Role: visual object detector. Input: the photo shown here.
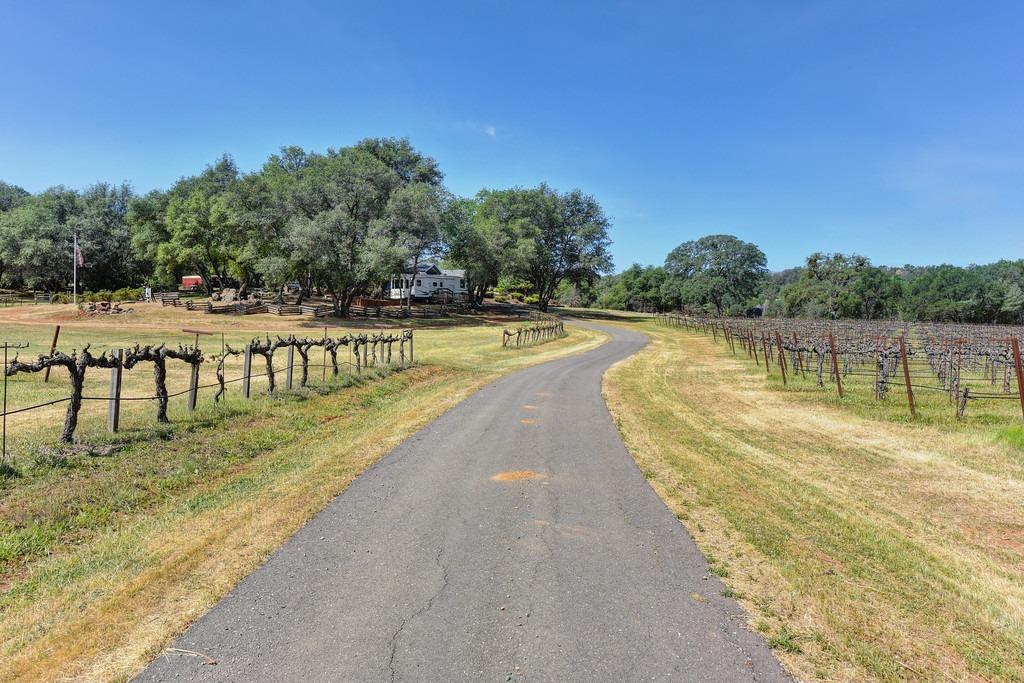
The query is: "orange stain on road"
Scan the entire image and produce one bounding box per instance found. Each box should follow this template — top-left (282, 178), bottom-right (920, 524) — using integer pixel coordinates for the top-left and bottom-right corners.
top-left (492, 471), bottom-right (547, 482)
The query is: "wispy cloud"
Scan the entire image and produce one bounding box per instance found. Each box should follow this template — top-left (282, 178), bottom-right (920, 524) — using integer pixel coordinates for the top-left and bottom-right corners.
top-left (461, 121), bottom-right (497, 138)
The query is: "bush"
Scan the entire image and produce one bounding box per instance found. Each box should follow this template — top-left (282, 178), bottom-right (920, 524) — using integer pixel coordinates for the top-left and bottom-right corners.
top-left (83, 290), bottom-right (113, 303)
top-left (494, 294), bottom-right (509, 303)
top-left (50, 293), bottom-right (71, 304)
top-left (495, 275), bottom-right (531, 295)
top-left (525, 294), bottom-right (540, 305)
top-left (509, 291), bottom-right (524, 301)
top-left (112, 287), bottom-right (144, 301)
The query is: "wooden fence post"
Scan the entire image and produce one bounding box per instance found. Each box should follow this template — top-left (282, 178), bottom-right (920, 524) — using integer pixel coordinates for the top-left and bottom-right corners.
top-left (775, 332), bottom-right (787, 385)
top-left (792, 332), bottom-right (804, 377)
top-left (1012, 338), bottom-right (1024, 420)
top-left (899, 335), bottom-right (916, 419)
top-left (43, 325), bottom-right (61, 383)
top-left (242, 344), bottom-right (252, 399)
top-left (828, 333), bottom-right (844, 398)
top-left (187, 363), bottom-right (199, 412)
top-left (107, 349), bottom-right (123, 432)
top-left (761, 334), bottom-right (771, 375)
top-left (286, 345), bottom-right (295, 390)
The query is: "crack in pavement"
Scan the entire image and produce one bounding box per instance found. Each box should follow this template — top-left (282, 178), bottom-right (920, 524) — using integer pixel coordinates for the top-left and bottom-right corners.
top-left (387, 542), bottom-right (450, 682)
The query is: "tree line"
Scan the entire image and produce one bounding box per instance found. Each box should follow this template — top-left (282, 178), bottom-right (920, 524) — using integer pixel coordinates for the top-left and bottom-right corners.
top-left (0, 137), bottom-right (613, 314)
top-left (5, 144), bottom-right (1019, 323)
top-left (594, 235), bottom-right (1024, 324)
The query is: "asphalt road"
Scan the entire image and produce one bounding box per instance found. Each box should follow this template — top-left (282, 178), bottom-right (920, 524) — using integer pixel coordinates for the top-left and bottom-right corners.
top-left (136, 321), bottom-right (790, 682)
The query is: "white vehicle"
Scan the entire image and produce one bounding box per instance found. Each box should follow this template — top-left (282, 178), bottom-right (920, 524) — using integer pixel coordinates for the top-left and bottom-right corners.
top-left (389, 263), bottom-right (467, 301)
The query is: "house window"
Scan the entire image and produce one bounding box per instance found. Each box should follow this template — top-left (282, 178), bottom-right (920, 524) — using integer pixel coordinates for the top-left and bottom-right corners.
top-left (460, 279), bottom-right (465, 288)
top-left (416, 279), bottom-right (421, 286)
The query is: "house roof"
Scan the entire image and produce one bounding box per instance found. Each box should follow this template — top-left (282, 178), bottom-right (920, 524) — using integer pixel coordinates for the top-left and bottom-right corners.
top-left (405, 263), bottom-right (465, 278)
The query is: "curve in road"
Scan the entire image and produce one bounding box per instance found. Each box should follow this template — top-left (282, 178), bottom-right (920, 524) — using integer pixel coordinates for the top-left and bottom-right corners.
top-left (136, 321), bottom-right (790, 682)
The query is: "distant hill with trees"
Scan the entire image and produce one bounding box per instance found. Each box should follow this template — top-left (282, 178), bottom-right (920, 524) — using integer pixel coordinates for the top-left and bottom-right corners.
top-left (595, 240), bottom-right (1024, 324)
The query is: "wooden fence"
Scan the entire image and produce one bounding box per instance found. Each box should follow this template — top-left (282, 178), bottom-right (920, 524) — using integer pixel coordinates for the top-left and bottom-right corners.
top-left (160, 296), bottom-right (461, 320)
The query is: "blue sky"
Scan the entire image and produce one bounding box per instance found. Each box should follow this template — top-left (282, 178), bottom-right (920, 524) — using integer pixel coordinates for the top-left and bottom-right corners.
top-left (1, 0), bottom-right (1022, 271)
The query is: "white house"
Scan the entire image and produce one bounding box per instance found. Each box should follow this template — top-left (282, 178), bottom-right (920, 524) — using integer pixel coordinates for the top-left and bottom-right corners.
top-left (388, 263), bottom-right (468, 301)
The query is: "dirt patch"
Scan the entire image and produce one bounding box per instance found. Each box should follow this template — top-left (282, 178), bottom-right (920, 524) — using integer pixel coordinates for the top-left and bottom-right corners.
top-left (491, 470), bottom-right (547, 482)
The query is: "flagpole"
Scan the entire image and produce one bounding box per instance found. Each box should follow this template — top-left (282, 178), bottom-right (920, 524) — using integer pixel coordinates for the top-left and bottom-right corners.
top-left (73, 232), bottom-right (77, 305)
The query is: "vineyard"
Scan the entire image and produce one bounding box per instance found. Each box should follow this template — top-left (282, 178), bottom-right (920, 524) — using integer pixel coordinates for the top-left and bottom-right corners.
top-left (1, 327), bottom-right (414, 460)
top-left (501, 318), bottom-right (566, 348)
top-left (659, 314), bottom-right (1024, 422)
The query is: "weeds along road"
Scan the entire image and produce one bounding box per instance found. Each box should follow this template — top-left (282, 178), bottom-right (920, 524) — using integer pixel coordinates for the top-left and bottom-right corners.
top-left (135, 321), bottom-right (789, 682)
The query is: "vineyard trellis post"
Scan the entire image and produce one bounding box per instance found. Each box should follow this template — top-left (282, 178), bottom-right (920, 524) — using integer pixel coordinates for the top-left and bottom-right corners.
top-left (187, 362), bottom-right (200, 412)
top-left (774, 332), bottom-right (787, 385)
top-left (761, 334), bottom-right (771, 375)
top-left (2, 341), bottom-right (30, 463)
top-left (107, 349), bottom-right (123, 432)
top-left (322, 326), bottom-right (328, 383)
top-left (43, 325), bottom-right (60, 383)
top-left (792, 332), bottom-right (805, 378)
top-left (828, 333), bottom-right (844, 397)
top-left (1011, 338), bottom-right (1024, 420)
top-left (899, 335), bottom-right (916, 419)
top-left (286, 346), bottom-right (295, 390)
top-left (242, 344), bottom-right (252, 399)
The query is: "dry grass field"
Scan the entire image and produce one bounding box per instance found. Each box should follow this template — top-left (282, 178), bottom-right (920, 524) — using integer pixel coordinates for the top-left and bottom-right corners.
top-left (603, 318), bottom-right (1024, 682)
top-left (0, 302), bottom-right (606, 682)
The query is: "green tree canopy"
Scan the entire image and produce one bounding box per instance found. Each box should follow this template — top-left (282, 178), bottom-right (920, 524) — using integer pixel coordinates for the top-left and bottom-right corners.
top-left (663, 234), bottom-right (767, 314)
top-left (483, 185), bottom-right (613, 311)
top-left (0, 183), bottom-right (143, 292)
top-left (0, 181), bottom-right (30, 212)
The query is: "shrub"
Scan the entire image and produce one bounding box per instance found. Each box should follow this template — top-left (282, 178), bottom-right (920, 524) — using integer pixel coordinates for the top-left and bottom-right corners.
top-left (50, 293), bottom-right (71, 304)
top-left (494, 294), bottom-right (509, 303)
top-left (525, 294), bottom-right (540, 305)
top-left (495, 275), bottom-right (530, 295)
top-left (509, 291), bottom-right (524, 301)
top-left (112, 287), bottom-right (144, 301)
top-left (84, 290), bottom-right (113, 303)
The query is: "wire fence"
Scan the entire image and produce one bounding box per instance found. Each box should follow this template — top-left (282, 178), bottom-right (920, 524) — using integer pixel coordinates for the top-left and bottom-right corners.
top-left (657, 313), bottom-right (1024, 421)
top-left (501, 319), bottom-right (566, 348)
top-left (1, 330), bottom-right (415, 461)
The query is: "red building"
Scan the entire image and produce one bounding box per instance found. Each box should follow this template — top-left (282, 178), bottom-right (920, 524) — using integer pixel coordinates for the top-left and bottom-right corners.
top-left (181, 275), bottom-right (203, 290)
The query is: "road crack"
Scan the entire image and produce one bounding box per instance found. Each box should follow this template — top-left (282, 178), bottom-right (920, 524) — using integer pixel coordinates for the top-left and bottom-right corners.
top-left (387, 542), bottom-right (450, 682)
